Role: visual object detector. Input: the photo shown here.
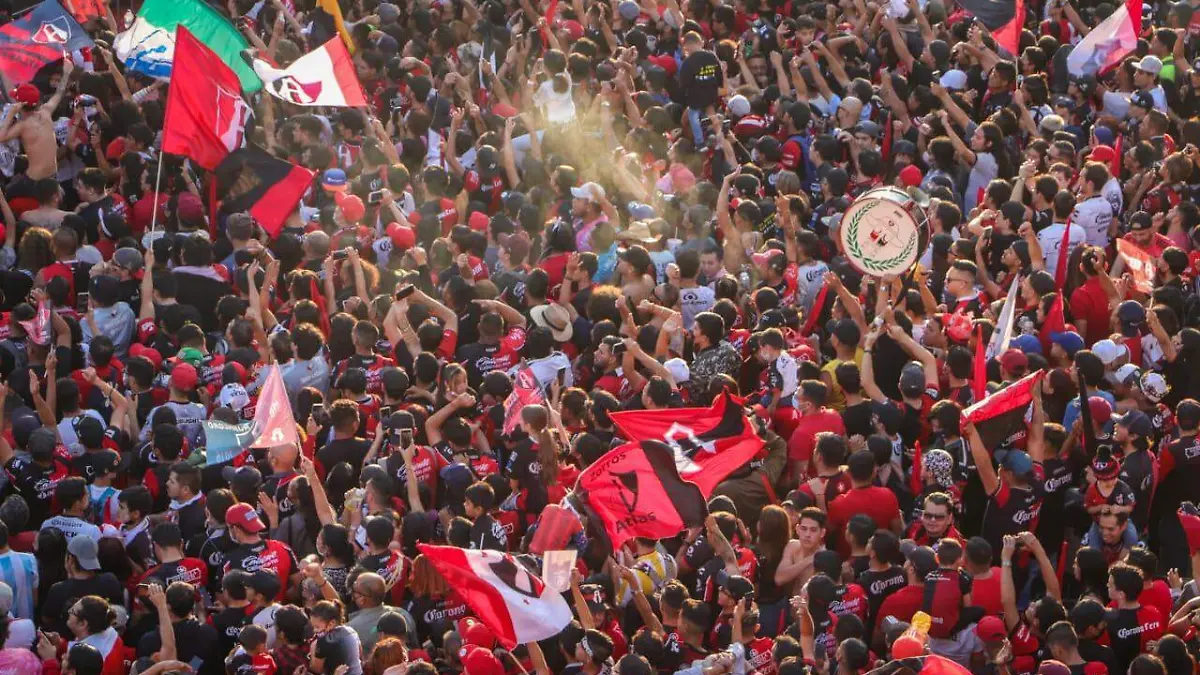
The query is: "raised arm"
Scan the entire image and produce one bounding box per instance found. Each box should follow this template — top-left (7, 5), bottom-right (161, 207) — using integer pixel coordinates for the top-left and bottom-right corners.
top-left (964, 419), bottom-right (999, 495)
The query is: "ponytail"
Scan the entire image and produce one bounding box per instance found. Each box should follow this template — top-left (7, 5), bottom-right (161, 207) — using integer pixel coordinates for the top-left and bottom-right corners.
top-left (521, 404), bottom-right (560, 487)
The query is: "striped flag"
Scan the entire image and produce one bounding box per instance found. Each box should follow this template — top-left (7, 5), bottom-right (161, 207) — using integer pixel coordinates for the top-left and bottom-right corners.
top-left (1066, 0), bottom-right (1141, 77)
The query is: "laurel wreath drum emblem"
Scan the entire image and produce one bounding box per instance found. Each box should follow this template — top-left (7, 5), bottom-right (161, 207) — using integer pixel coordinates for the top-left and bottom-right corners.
top-left (840, 197), bottom-right (921, 277)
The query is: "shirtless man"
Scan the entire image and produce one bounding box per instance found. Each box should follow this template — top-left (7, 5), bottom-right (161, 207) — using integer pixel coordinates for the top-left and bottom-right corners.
top-left (0, 59), bottom-right (74, 180)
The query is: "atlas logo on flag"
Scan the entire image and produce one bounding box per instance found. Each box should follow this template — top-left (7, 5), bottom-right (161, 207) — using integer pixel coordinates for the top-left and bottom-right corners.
top-left (214, 85), bottom-right (249, 152)
top-left (663, 422), bottom-right (715, 474)
top-left (32, 17), bottom-right (70, 44)
top-left (612, 470), bottom-right (640, 515)
top-left (271, 76), bottom-right (323, 105)
top-left (487, 552), bottom-right (544, 600)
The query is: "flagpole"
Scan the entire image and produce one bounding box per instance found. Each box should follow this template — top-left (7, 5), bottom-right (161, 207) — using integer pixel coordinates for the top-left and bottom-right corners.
top-left (149, 151), bottom-right (164, 232)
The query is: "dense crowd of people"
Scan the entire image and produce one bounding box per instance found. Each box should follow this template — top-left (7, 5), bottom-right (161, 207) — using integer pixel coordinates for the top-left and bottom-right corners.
top-left (2, 0), bottom-right (1200, 673)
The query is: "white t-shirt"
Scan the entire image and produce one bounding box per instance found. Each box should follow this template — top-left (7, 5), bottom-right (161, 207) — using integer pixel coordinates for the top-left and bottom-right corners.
top-left (679, 286), bottom-right (716, 329)
top-left (1037, 221), bottom-right (1086, 279)
top-left (40, 515), bottom-right (101, 542)
top-left (965, 152), bottom-right (999, 213)
top-left (1071, 195), bottom-right (1115, 248)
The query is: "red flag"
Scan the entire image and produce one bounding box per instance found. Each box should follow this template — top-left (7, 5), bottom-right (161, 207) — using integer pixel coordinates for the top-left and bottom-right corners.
top-left (801, 285), bottom-right (832, 336)
top-left (1111, 134), bottom-right (1123, 179)
top-left (216, 144), bottom-right (316, 237)
top-left (541, 0), bottom-right (559, 46)
top-left (162, 26), bottom-right (249, 170)
top-left (577, 440), bottom-right (708, 548)
top-left (1040, 293), bottom-right (1064, 354)
top-left (19, 301), bottom-right (51, 346)
top-left (608, 391), bottom-right (764, 496)
top-left (251, 365), bottom-right (299, 448)
top-left (964, 370), bottom-right (1044, 450)
top-left (1054, 216), bottom-right (1072, 289)
top-left (991, 0), bottom-right (1023, 54)
top-left (417, 544), bottom-right (573, 647)
top-left (972, 325), bottom-right (987, 403)
top-left (502, 365), bottom-right (545, 436)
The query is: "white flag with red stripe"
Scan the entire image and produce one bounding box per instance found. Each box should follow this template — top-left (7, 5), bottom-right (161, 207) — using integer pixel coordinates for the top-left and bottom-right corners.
top-left (1067, 0), bottom-right (1142, 77)
top-left (252, 37), bottom-right (366, 107)
top-left (418, 544), bottom-right (572, 648)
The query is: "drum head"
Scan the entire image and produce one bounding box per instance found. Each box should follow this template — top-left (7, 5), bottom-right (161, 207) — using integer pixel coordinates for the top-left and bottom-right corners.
top-left (839, 189), bottom-right (925, 277)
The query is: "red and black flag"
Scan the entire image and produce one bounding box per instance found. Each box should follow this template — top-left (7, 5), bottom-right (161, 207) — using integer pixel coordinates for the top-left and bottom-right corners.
top-left (216, 143), bottom-right (315, 237)
top-left (957, 0), bottom-right (1024, 54)
top-left (576, 439), bottom-right (708, 548)
top-left (0, 0), bottom-right (93, 83)
top-left (963, 370), bottom-right (1044, 451)
top-left (608, 391), bottom-right (764, 496)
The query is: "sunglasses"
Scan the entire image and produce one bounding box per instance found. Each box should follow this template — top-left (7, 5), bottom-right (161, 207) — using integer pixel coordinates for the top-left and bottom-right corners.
top-left (922, 511), bottom-right (948, 521)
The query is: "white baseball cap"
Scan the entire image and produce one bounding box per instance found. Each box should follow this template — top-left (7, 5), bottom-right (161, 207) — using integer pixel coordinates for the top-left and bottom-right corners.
top-left (1135, 55), bottom-right (1163, 76)
top-left (570, 182), bottom-right (606, 202)
top-left (219, 383), bottom-right (250, 411)
top-left (664, 357), bottom-right (690, 383)
top-left (939, 69), bottom-right (969, 91)
top-left (1092, 338), bottom-right (1128, 366)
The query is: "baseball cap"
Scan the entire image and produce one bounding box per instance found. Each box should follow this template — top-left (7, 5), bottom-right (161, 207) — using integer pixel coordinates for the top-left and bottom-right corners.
top-left (218, 383), bottom-right (250, 411)
top-left (129, 344), bottom-right (164, 371)
top-left (169, 363), bottom-right (199, 392)
top-left (1136, 55), bottom-right (1163, 75)
top-left (335, 192), bottom-right (366, 223)
top-left (225, 502), bottom-right (266, 533)
top-left (458, 618), bottom-right (496, 648)
top-left (222, 465), bottom-right (263, 491)
top-left (1115, 409), bottom-right (1153, 438)
top-left (727, 94), bottom-right (752, 118)
top-left (1140, 372), bottom-right (1170, 403)
top-left (468, 211), bottom-right (490, 233)
top-left (570, 182), bottom-right (606, 202)
top-left (1131, 91), bottom-right (1155, 110)
top-left (1039, 114), bottom-right (1065, 134)
top-left (907, 545), bottom-right (938, 577)
top-left (854, 120), bottom-right (882, 138)
top-left (579, 583), bottom-right (609, 612)
top-left (68, 536), bottom-right (101, 570)
top-left (1113, 363), bottom-right (1142, 388)
top-left (720, 574), bottom-right (755, 600)
top-left (1010, 334), bottom-right (1042, 355)
top-left (664, 358), bottom-right (690, 383)
top-left (899, 164), bottom-right (923, 188)
top-left (176, 347), bottom-right (204, 366)
top-left (9, 84), bottom-right (39, 106)
top-left (1117, 300), bottom-right (1146, 337)
top-left (386, 223), bottom-right (416, 250)
top-left (462, 647), bottom-right (505, 675)
top-left (899, 362), bottom-right (926, 398)
top-left (1091, 448), bottom-right (1120, 479)
top-left (1087, 145), bottom-right (1116, 163)
top-left (751, 248), bottom-right (785, 269)
top-left (975, 615), bottom-right (1007, 642)
top-left (1087, 396), bottom-right (1114, 424)
top-left (1039, 660), bottom-right (1072, 675)
top-left (1049, 331), bottom-right (1084, 357)
top-left (74, 416), bottom-right (105, 449)
top-left (999, 348), bottom-right (1029, 374)
top-left (1001, 449), bottom-right (1034, 476)
top-left (322, 169), bottom-right (348, 191)
top-left (1092, 339), bottom-right (1127, 366)
top-left (113, 247), bottom-right (144, 273)
top-left (939, 69), bottom-right (968, 91)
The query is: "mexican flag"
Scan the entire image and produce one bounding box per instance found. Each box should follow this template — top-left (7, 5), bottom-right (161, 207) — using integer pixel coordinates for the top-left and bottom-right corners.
top-left (113, 0), bottom-right (261, 93)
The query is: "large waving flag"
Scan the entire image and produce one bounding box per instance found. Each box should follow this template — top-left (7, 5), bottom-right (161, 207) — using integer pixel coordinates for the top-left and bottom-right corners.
top-left (216, 144), bottom-right (315, 237)
top-left (251, 37), bottom-right (366, 107)
top-left (250, 365), bottom-right (300, 448)
top-left (161, 27), bottom-right (249, 171)
top-left (608, 391), bottom-right (764, 496)
top-left (114, 0), bottom-right (261, 93)
top-left (417, 545), bottom-right (572, 648)
top-left (502, 366), bottom-right (545, 436)
top-left (0, 0), bottom-right (92, 83)
top-left (986, 275), bottom-right (1021, 359)
top-left (577, 440), bottom-right (708, 548)
top-left (964, 369), bottom-right (1044, 451)
top-left (957, 0), bottom-right (1023, 54)
top-left (1067, 0), bottom-right (1142, 77)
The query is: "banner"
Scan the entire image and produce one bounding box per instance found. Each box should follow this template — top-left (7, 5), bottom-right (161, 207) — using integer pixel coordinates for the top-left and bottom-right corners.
top-left (215, 144), bottom-right (315, 236)
top-left (251, 365), bottom-right (299, 448)
top-left (202, 419), bottom-right (256, 465)
top-left (0, 0), bottom-right (93, 83)
top-left (608, 391), bottom-right (764, 495)
top-left (577, 439), bottom-right (708, 548)
top-left (964, 370), bottom-right (1044, 450)
top-left (1116, 238), bottom-right (1156, 294)
top-left (501, 365), bottom-right (545, 436)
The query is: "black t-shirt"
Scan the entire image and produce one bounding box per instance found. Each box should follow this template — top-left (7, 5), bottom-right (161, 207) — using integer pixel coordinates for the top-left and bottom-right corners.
top-left (6, 456), bottom-right (71, 528)
top-left (505, 439), bottom-right (547, 516)
top-left (138, 618), bottom-right (223, 675)
top-left (858, 565), bottom-right (908, 631)
top-left (316, 437), bottom-right (371, 476)
top-left (469, 514), bottom-right (508, 551)
top-left (678, 50), bottom-right (724, 109)
top-left (174, 498), bottom-right (209, 544)
top-left (41, 573), bottom-right (125, 635)
top-left (211, 605), bottom-right (253, 658)
top-left (190, 528), bottom-right (238, 595)
top-left (842, 401), bottom-right (874, 439)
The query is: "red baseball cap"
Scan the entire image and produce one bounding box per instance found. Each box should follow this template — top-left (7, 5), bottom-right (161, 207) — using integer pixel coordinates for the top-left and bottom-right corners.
top-left (1087, 145), bottom-right (1116, 163)
top-left (129, 344), bottom-right (164, 371)
top-left (225, 503), bottom-right (266, 533)
top-left (557, 19), bottom-right (584, 41)
top-left (999, 348), bottom-right (1028, 374)
top-left (461, 647), bottom-right (504, 675)
top-left (335, 192), bottom-right (366, 224)
top-left (386, 222), bottom-right (415, 250)
top-left (458, 618), bottom-right (496, 648)
top-left (9, 84), bottom-right (39, 106)
top-left (975, 615), bottom-right (1007, 642)
top-left (647, 54), bottom-right (678, 77)
top-left (899, 164), bottom-right (924, 188)
top-left (468, 211), bottom-right (490, 232)
top-left (169, 363), bottom-right (198, 391)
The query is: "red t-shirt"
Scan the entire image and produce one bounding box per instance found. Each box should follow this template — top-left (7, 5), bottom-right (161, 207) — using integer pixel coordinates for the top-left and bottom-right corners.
top-left (971, 569), bottom-right (1004, 616)
top-left (828, 487), bottom-right (900, 555)
top-left (876, 584), bottom-right (923, 627)
top-left (1070, 277), bottom-right (1111, 346)
top-left (786, 409), bottom-right (846, 465)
